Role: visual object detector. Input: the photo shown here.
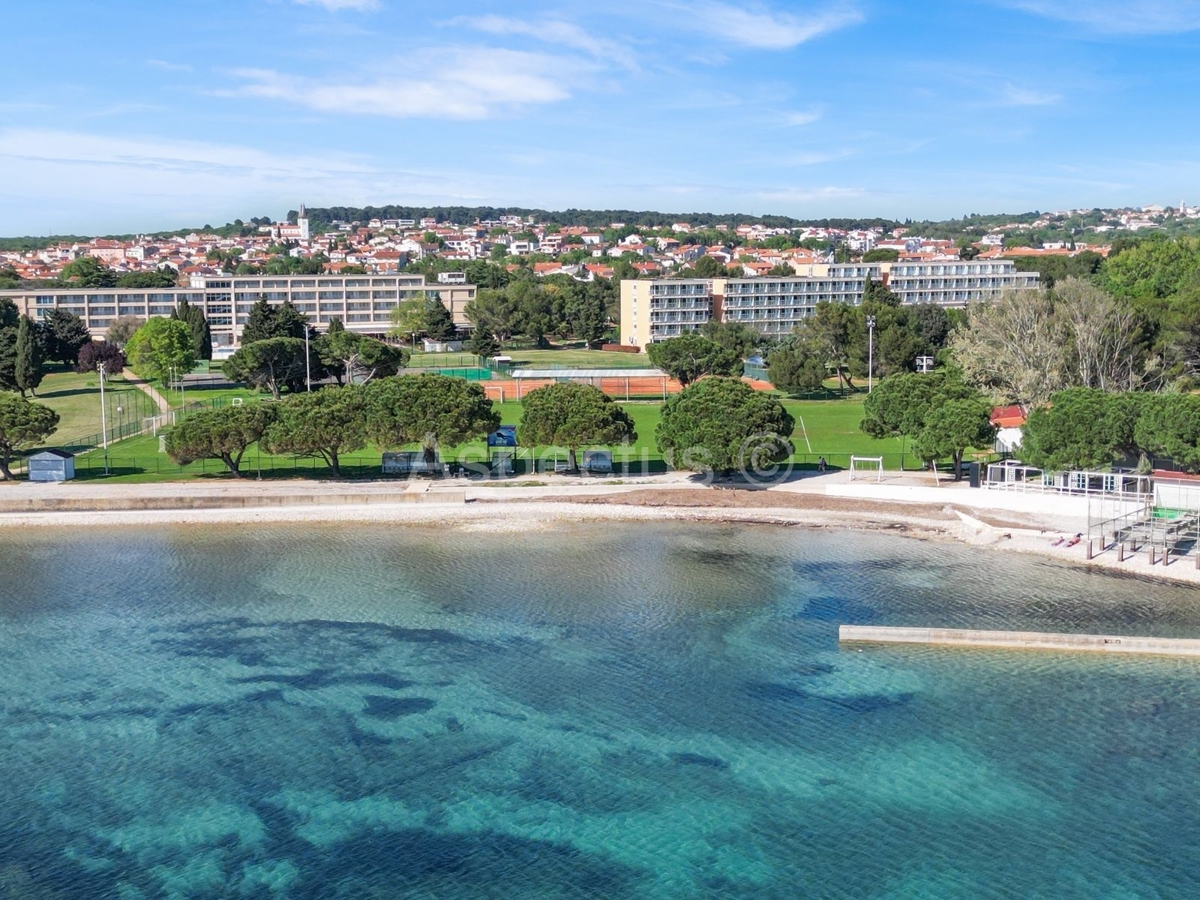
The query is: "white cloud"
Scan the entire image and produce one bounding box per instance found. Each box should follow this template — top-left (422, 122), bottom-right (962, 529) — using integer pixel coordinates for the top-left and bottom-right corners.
top-left (782, 150), bottom-right (852, 166)
top-left (999, 1), bottom-right (1200, 34)
top-left (292, 0), bottom-right (380, 11)
top-left (0, 128), bottom-right (374, 180)
top-left (0, 102), bottom-right (53, 113)
top-left (146, 59), bottom-right (193, 72)
top-left (753, 186), bottom-right (866, 203)
top-left (666, 1), bottom-right (863, 49)
top-left (448, 15), bottom-right (637, 69)
top-left (85, 103), bottom-right (168, 118)
top-left (0, 128), bottom-right (484, 232)
top-left (781, 109), bottom-right (822, 126)
top-left (999, 83), bottom-right (1062, 107)
top-left (223, 47), bottom-right (583, 120)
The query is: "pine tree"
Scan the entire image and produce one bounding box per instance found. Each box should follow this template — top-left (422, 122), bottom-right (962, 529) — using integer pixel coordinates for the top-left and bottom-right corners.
top-left (172, 298), bottom-right (213, 360)
top-left (196, 314), bottom-right (213, 361)
top-left (14, 316), bottom-right (45, 397)
top-left (272, 300), bottom-right (310, 340)
top-left (424, 297), bottom-right (457, 341)
top-left (241, 297), bottom-right (277, 345)
top-left (466, 327), bottom-right (500, 357)
top-left (42, 310), bottom-right (91, 365)
top-left (327, 317), bottom-right (345, 336)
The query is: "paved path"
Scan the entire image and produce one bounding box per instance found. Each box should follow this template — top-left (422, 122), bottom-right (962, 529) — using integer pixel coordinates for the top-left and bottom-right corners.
top-left (124, 375), bottom-right (171, 414)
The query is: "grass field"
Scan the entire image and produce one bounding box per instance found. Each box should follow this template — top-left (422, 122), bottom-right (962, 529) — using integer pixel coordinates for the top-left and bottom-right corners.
top-left (64, 393), bottom-right (924, 483)
top-left (27, 369), bottom-right (161, 448)
top-left (410, 348), bottom-right (651, 370)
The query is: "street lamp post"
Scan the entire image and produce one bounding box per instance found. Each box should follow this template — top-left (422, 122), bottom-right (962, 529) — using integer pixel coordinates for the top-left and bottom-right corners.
top-left (98, 361), bottom-right (109, 475)
top-left (867, 315), bottom-right (876, 393)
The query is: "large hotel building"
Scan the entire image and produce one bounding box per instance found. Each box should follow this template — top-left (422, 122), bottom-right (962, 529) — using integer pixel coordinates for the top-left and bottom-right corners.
top-left (620, 260), bottom-right (1039, 346)
top-left (0, 274), bottom-right (478, 352)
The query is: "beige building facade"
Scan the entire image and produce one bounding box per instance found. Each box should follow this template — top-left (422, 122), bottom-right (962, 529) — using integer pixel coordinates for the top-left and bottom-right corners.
top-left (1, 274), bottom-right (476, 352)
top-left (620, 260), bottom-right (1039, 346)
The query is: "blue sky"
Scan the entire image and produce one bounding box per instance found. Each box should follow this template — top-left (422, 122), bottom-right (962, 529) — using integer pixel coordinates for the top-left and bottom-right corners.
top-left (2, 0), bottom-right (1200, 234)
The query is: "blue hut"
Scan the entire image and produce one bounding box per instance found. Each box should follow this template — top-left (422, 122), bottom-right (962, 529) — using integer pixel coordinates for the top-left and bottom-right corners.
top-left (27, 449), bottom-right (76, 482)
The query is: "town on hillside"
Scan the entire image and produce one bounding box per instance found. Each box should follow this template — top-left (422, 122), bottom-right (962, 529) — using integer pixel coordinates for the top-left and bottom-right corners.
top-left (5, 201), bottom-right (1200, 288)
top-left (8, 201), bottom-right (1196, 355)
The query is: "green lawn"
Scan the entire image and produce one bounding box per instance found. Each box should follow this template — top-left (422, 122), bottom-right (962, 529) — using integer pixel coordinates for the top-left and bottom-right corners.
top-left (67, 394), bottom-right (920, 482)
top-left (499, 348), bottom-right (651, 369)
top-left (409, 348), bottom-right (651, 370)
top-left (27, 369), bottom-right (161, 448)
top-left (169, 384), bottom-right (264, 411)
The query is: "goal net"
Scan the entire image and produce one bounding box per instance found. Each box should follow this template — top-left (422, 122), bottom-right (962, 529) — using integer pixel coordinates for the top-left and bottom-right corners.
top-left (849, 456), bottom-right (884, 482)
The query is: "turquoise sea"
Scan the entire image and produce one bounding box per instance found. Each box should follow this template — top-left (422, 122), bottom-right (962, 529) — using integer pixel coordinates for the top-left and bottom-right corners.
top-left (3, 522), bottom-right (1200, 898)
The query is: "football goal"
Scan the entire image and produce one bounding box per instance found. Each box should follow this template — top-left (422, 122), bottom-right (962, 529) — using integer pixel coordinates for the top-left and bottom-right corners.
top-left (849, 456), bottom-right (884, 482)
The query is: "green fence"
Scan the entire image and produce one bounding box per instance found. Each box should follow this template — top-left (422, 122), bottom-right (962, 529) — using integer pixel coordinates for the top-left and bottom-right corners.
top-left (62, 454), bottom-right (678, 481)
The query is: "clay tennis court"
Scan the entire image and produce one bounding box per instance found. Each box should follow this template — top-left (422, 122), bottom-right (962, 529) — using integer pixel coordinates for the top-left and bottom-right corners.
top-left (483, 376), bottom-right (775, 402)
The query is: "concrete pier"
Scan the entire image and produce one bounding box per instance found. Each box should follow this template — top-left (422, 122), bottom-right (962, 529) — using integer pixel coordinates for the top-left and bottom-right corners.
top-left (839, 625), bottom-right (1200, 658)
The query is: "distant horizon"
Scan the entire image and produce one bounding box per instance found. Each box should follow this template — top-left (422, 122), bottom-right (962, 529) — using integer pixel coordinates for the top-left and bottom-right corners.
top-left (0, 198), bottom-right (1191, 242)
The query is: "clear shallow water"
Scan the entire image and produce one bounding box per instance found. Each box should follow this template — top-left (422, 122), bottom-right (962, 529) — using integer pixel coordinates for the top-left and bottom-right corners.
top-left (2, 523), bottom-right (1200, 899)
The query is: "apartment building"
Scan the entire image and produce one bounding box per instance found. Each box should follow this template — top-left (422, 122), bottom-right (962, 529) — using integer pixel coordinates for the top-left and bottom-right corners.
top-left (886, 261), bottom-right (1038, 306)
top-left (620, 260), bottom-right (1038, 346)
top-left (0, 274), bottom-right (476, 351)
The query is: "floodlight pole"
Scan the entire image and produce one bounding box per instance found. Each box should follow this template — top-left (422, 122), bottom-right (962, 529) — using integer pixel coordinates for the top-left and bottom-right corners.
top-left (867, 315), bottom-right (876, 393)
top-left (305, 326), bottom-right (312, 391)
top-left (98, 361), bottom-right (109, 475)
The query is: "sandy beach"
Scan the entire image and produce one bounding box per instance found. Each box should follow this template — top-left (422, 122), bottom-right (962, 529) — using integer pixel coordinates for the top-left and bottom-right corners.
top-left (2, 470), bottom-right (1196, 586)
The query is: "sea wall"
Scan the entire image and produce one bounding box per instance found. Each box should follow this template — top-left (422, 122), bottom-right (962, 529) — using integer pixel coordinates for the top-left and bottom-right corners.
top-left (0, 491), bottom-right (465, 513)
top-left (826, 484), bottom-right (1144, 524)
top-left (839, 625), bottom-right (1200, 658)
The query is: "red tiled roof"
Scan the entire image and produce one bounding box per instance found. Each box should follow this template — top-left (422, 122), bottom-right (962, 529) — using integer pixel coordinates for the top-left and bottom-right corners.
top-left (991, 404), bottom-right (1026, 428)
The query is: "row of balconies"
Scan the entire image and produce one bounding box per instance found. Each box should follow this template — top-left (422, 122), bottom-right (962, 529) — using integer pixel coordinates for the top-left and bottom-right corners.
top-left (725, 294), bottom-right (855, 308)
top-left (892, 278), bottom-right (1012, 289)
top-left (651, 299), bottom-right (710, 310)
top-left (727, 281), bottom-right (867, 293)
top-left (650, 286), bottom-right (709, 297)
top-left (726, 309), bottom-right (806, 320)
top-left (228, 278), bottom-right (419, 289)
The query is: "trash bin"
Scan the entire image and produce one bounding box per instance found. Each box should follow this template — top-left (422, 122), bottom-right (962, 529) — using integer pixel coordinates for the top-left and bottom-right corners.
top-left (968, 462), bottom-right (981, 488)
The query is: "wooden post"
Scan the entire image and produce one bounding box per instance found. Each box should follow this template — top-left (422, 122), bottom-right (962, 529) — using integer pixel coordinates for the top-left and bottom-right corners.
top-left (1086, 540), bottom-right (1093, 560)
top-left (1149, 547), bottom-right (1156, 566)
top-left (1118, 543), bottom-right (1125, 562)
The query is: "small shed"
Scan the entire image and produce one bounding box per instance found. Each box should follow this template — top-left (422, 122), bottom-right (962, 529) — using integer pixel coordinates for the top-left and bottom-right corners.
top-left (381, 451), bottom-right (445, 477)
top-left (422, 338), bottom-right (464, 353)
top-left (28, 449), bottom-right (76, 482)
